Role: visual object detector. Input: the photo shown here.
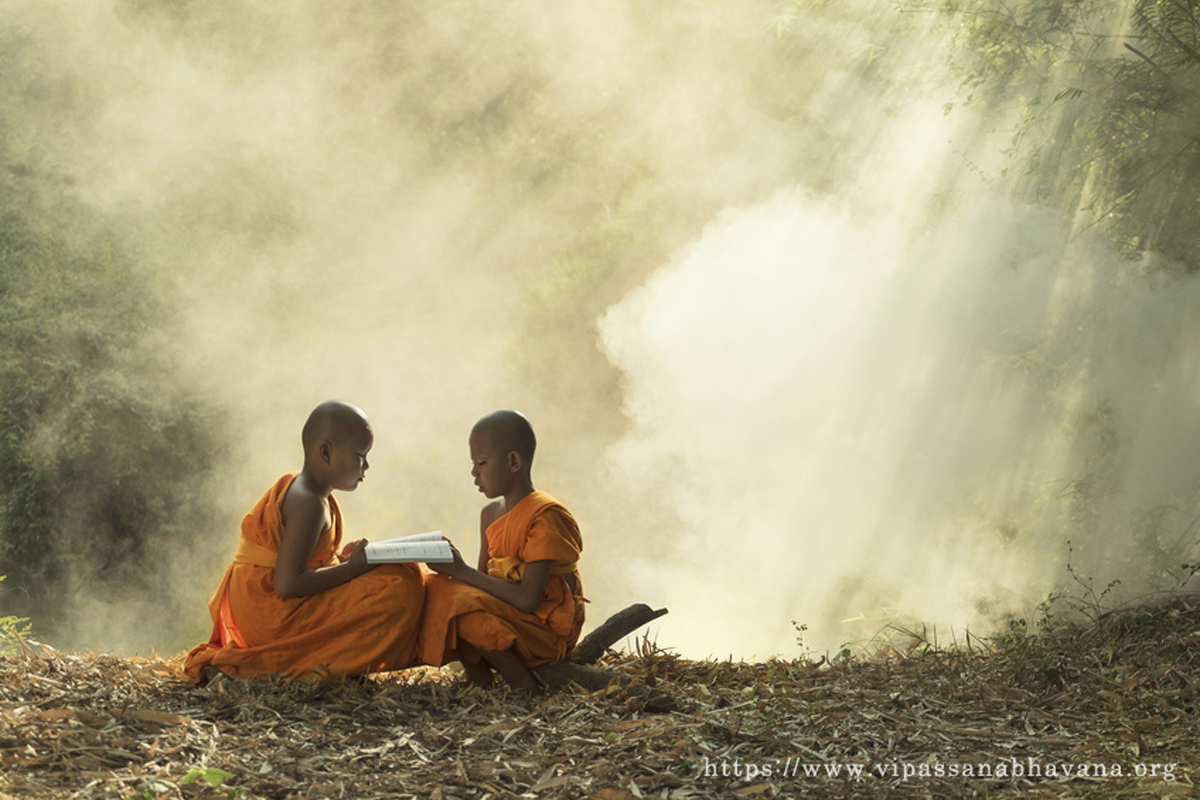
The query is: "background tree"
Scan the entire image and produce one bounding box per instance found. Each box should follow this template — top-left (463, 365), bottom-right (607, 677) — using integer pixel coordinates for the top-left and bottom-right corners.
top-left (943, 0), bottom-right (1200, 268)
top-left (0, 6), bottom-right (224, 647)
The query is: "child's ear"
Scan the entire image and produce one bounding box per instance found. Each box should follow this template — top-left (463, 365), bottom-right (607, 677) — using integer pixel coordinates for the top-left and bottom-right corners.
top-left (319, 441), bottom-right (333, 464)
top-left (508, 450), bottom-right (522, 472)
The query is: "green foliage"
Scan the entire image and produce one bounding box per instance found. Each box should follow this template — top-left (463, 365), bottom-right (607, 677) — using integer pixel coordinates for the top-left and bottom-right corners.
top-left (128, 768), bottom-right (242, 800)
top-left (180, 767), bottom-right (237, 788)
top-left (790, 619), bottom-right (817, 662)
top-left (130, 780), bottom-right (172, 799)
top-left (988, 545), bottom-right (1124, 691)
top-left (988, 615), bottom-right (1090, 690)
top-left (939, 0), bottom-right (1200, 269)
top-left (0, 616), bottom-right (32, 655)
top-left (0, 182), bottom-right (223, 641)
top-left (986, 590), bottom-right (1200, 699)
top-left (0, 576), bottom-right (33, 655)
top-left (181, 767), bottom-right (243, 798)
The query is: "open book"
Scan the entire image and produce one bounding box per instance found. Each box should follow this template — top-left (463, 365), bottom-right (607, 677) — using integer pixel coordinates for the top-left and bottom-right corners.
top-left (363, 531), bottom-right (454, 564)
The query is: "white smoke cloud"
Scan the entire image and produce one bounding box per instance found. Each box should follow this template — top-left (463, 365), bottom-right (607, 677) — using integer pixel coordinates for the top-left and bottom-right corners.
top-left (598, 96), bottom-right (1200, 657)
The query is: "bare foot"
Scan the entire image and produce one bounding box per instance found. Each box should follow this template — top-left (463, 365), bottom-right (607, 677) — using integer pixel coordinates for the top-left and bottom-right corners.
top-left (460, 659), bottom-right (495, 688)
top-left (480, 648), bottom-right (539, 692)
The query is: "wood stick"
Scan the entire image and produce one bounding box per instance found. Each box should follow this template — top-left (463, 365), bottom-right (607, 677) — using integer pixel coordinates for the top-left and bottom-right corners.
top-left (570, 603), bottom-right (668, 665)
top-left (530, 603), bottom-right (675, 711)
top-left (532, 660), bottom-right (677, 712)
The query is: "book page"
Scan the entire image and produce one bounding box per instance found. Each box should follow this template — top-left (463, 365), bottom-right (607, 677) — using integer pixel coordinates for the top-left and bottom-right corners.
top-left (363, 531), bottom-right (453, 564)
top-left (366, 529), bottom-right (445, 544)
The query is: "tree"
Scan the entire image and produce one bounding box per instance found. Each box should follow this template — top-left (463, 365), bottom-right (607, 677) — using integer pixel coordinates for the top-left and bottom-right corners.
top-left (0, 183), bottom-right (223, 644)
top-left (943, 0), bottom-right (1200, 268)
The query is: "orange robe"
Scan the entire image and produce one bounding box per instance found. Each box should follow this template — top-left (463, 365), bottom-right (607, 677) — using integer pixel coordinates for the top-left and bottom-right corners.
top-left (183, 473), bottom-right (424, 682)
top-left (418, 491), bottom-right (584, 668)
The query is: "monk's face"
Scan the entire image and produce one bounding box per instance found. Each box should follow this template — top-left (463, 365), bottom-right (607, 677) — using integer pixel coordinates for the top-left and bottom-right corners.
top-left (329, 423), bottom-right (374, 492)
top-left (469, 429), bottom-right (514, 499)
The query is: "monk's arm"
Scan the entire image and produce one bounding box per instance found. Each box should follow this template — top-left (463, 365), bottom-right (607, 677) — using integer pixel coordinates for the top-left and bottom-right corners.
top-left (274, 496), bottom-right (370, 599)
top-left (434, 554), bottom-right (552, 615)
top-left (476, 500), bottom-right (503, 572)
top-left (475, 528), bottom-right (489, 572)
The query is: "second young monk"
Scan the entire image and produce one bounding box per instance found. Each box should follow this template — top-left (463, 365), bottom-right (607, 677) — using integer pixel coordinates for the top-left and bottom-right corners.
top-left (418, 410), bottom-right (585, 690)
top-left (183, 401), bottom-right (425, 682)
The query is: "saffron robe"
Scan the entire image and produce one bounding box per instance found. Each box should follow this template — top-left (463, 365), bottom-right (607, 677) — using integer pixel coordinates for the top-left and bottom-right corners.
top-left (418, 491), bottom-right (584, 668)
top-left (183, 473), bottom-right (424, 682)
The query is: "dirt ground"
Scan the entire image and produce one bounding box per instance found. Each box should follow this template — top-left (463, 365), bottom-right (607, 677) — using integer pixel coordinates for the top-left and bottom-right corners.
top-left (3, 598), bottom-right (1199, 798)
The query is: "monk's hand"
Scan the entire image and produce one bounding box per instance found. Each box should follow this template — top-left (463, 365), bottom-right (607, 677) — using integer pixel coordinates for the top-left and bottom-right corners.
top-left (343, 539), bottom-right (375, 576)
top-left (339, 539), bottom-right (365, 563)
top-left (429, 542), bottom-right (468, 577)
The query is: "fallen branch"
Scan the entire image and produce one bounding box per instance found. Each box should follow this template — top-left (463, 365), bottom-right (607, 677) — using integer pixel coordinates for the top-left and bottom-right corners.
top-left (532, 660), bottom-right (676, 712)
top-left (571, 603), bottom-right (669, 665)
top-left (532, 603), bottom-right (675, 711)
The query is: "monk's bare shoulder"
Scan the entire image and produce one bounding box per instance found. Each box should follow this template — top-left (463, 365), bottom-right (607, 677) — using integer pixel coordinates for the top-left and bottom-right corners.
top-left (480, 498), bottom-right (506, 530)
top-left (280, 474), bottom-right (329, 537)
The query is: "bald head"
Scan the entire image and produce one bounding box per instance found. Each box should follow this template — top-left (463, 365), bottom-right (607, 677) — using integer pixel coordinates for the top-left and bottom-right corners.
top-left (471, 409), bottom-right (536, 463)
top-left (302, 400), bottom-right (371, 452)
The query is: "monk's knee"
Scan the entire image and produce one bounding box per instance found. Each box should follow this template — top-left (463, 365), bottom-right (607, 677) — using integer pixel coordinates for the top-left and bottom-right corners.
top-left (378, 563), bottom-right (425, 615)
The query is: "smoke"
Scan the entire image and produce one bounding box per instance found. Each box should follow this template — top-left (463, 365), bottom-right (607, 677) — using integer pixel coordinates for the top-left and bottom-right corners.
top-left (8, 0), bottom-right (1197, 660)
top-left (597, 84), bottom-right (1200, 658)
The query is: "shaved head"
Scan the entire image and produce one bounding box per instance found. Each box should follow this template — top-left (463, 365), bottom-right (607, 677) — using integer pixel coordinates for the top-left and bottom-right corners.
top-left (302, 400), bottom-right (371, 451)
top-left (471, 409), bottom-right (536, 462)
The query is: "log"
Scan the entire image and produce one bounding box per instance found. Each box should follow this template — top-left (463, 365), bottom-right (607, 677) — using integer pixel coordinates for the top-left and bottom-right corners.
top-left (532, 660), bottom-right (677, 712)
top-left (533, 660), bottom-right (625, 692)
top-left (531, 603), bottom-right (675, 712)
top-left (570, 603), bottom-right (669, 665)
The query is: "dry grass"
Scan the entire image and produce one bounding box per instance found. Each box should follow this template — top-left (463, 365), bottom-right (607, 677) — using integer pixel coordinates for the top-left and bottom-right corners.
top-left (3, 597), bottom-right (1200, 798)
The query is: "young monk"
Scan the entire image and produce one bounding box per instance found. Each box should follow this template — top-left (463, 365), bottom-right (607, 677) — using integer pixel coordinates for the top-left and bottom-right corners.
top-left (183, 400), bottom-right (424, 683)
top-left (418, 410), bottom-right (584, 690)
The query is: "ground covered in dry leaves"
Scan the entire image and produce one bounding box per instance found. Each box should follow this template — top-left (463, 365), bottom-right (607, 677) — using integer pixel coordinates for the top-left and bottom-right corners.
top-left (3, 596), bottom-right (1200, 799)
